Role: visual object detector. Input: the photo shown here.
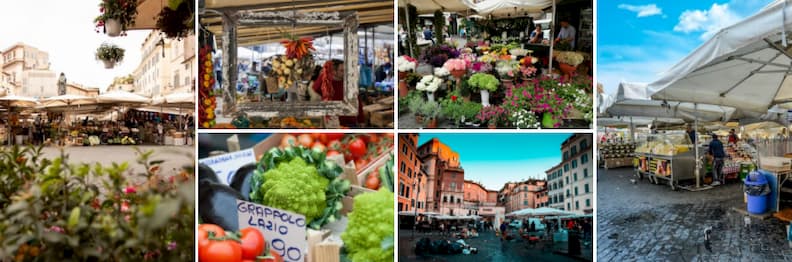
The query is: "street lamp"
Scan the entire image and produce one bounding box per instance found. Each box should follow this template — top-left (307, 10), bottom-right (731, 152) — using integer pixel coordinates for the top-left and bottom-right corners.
top-left (412, 175), bottom-right (421, 239)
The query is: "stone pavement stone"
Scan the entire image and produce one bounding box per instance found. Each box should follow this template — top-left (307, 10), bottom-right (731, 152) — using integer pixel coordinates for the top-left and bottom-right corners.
top-left (598, 167), bottom-right (791, 261)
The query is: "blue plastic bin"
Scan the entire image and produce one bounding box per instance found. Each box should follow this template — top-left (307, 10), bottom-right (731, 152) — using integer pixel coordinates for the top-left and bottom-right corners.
top-left (745, 172), bottom-right (769, 214)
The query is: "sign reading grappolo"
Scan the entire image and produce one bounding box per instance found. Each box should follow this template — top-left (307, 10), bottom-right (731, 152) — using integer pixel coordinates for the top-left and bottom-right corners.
top-left (237, 199), bottom-right (307, 262)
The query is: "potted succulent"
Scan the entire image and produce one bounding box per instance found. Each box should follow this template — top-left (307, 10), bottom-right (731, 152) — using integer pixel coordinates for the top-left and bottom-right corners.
top-left (467, 73), bottom-right (499, 106)
top-left (554, 51), bottom-right (585, 78)
top-left (94, 0), bottom-right (139, 37)
top-left (397, 55), bottom-right (417, 97)
top-left (95, 43), bottom-right (125, 69)
top-left (416, 75), bottom-right (442, 102)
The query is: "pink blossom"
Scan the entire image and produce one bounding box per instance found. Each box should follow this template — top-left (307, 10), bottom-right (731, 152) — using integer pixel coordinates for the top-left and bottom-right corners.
top-left (49, 226), bottom-right (65, 233)
top-left (124, 186), bottom-right (137, 194)
top-left (121, 201), bottom-right (130, 213)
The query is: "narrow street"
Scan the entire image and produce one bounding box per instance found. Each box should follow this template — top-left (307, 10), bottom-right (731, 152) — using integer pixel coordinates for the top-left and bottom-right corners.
top-left (597, 167), bottom-right (792, 261)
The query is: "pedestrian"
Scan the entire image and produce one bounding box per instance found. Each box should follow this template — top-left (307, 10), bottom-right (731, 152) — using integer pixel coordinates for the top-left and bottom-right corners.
top-left (439, 222), bottom-right (445, 236)
top-left (157, 121), bottom-right (164, 145)
top-left (500, 221), bottom-right (508, 241)
top-left (709, 134), bottom-right (726, 186)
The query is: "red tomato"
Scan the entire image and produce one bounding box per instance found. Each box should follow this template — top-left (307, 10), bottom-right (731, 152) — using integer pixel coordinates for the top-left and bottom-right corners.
top-left (348, 138), bottom-right (367, 160)
top-left (365, 134), bottom-right (380, 144)
top-left (317, 133), bottom-right (329, 144)
top-left (280, 134), bottom-right (297, 148)
top-left (325, 133), bottom-right (345, 141)
top-left (355, 158), bottom-right (369, 172)
top-left (328, 140), bottom-right (343, 151)
top-left (198, 224), bottom-right (226, 249)
top-left (297, 134), bottom-right (313, 148)
top-left (240, 228), bottom-right (266, 260)
top-left (365, 173), bottom-right (380, 190)
top-left (312, 142), bottom-right (326, 152)
top-left (199, 238), bottom-right (242, 262)
top-left (310, 133), bottom-right (321, 140)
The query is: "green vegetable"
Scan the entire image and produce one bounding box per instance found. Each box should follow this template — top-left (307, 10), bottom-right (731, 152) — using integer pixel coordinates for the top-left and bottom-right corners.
top-left (257, 158), bottom-right (328, 223)
top-left (379, 155), bottom-right (394, 192)
top-left (341, 189), bottom-right (394, 262)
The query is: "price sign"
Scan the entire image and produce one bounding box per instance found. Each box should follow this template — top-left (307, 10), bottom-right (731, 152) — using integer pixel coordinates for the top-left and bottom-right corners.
top-left (237, 200), bottom-right (307, 262)
top-left (198, 149), bottom-right (256, 185)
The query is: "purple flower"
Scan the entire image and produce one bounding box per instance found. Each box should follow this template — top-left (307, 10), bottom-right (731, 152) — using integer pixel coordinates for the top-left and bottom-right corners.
top-left (167, 241), bottom-right (177, 251)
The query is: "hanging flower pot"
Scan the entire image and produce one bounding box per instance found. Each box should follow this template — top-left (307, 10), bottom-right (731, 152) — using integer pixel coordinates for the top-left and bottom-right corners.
top-left (102, 60), bottom-right (115, 69)
top-left (542, 113), bottom-right (560, 128)
top-left (105, 18), bottom-right (122, 37)
top-left (480, 90), bottom-right (490, 107)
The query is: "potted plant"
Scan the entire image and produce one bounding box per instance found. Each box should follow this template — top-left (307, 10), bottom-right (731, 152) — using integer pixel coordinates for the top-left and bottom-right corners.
top-left (419, 101), bottom-right (441, 128)
top-left (495, 60), bottom-right (520, 89)
top-left (554, 51), bottom-right (585, 79)
top-left (94, 0), bottom-right (139, 37)
top-left (397, 55), bottom-right (417, 97)
top-left (461, 101), bottom-right (483, 126)
top-left (416, 75), bottom-right (442, 102)
top-left (467, 73), bottom-right (499, 106)
top-left (510, 109), bottom-right (541, 129)
top-left (476, 105), bottom-right (507, 129)
top-left (531, 86), bottom-right (572, 128)
top-left (407, 93), bottom-right (425, 125)
top-left (156, 0), bottom-right (195, 39)
top-left (95, 43), bottom-right (125, 69)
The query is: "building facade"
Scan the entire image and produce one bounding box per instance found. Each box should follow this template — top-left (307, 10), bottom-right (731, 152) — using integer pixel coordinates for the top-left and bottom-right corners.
top-left (133, 31), bottom-right (196, 97)
top-left (1, 43), bottom-right (57, 98)
top-left (463, 180), bottom-right (503, 220)
top-left (418, 138), bottom-right (466, 216)
top-left (499, 179), bottom-right (549, 214)
top-left (546, 134), bottom-right (594, 214)
top-left (398, 134), bottom-right (424, 213)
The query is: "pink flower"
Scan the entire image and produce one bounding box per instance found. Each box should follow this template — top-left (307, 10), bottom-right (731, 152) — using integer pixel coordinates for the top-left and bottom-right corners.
top-left (167, 241), bottom-right (177, 251)
top-left (121, 201), bottom-right (130, 213)
top-left (451, 95), bottom-right (458, 102)
top-left (124, 186), bottom-right (137, 194)
top-left (49, 226), bottom-right (64, 233)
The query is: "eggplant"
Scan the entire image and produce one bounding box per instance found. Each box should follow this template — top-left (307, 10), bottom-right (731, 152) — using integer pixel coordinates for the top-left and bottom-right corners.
top-left (198, 181), bottom-right (244, 231)
top-left (229, 163), bottom-right (257, 200)
top-left (198, 163), bottom-right (220, 184)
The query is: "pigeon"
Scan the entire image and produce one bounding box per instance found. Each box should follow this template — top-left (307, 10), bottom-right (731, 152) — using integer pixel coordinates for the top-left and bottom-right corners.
top-left (704, 226), bottom-right (713, 241)
top-left (630, 179), bottom-right (637, 184)
top-left (743, 216), bottom-right (751, 228)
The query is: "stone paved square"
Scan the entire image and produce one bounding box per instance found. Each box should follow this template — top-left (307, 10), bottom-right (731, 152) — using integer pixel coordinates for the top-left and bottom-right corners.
top-left (598, 167), bottom-right (792, 261)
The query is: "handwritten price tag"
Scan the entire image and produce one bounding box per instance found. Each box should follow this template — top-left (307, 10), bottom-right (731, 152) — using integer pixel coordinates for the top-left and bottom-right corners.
top-left (237, 200), bottom-right (307, 262)
top-left (198, 149), bottom-right (256, 185)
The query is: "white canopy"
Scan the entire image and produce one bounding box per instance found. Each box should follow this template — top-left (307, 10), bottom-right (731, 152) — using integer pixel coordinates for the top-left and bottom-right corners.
top-left (97, 91), bottom-right (150, 105)
top-left (153, 92), bottom-right (195, 109)
top-left (507, 207), bottom-right (576, 218)
top-left (0, 95), bottom-right (38, 108)
top-left (598, 116), bottom-right (685, 127)
top-left (399, 0), bottom-right (470, 13)
top-left (40, 94), bottom-right (96, 107)
top-left (608, 82), bottom-right (737, 122)
top-left (648, 0), bottom-right (792, 114)
top-left (461, 0), bottom-right (552, 15)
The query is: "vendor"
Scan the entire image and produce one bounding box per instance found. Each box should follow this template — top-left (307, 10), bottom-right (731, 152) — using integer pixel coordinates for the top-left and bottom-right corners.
top-left (311, 59), bottom-right (364, 127)
top-left (687, 126), bottom-right (696, 144)
top-left (529, 25), bottom-right (544, 44)
top-left (728, 129), bottom-right (738, 144)
top-left (555, 19), bottom-right (576, 49)
top-left (708, 134), bottom-right (726, 186)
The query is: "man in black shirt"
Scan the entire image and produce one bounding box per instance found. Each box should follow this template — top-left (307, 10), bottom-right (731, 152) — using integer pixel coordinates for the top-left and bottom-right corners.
top-left (708, 134), bottom-right (726, 186)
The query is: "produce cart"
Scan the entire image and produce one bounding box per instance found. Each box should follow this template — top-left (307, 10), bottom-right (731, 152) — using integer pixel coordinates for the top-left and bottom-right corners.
top-left (634, 133), bottom-right (702, 190)
top-left (600, 142), bottom-right (635, 169)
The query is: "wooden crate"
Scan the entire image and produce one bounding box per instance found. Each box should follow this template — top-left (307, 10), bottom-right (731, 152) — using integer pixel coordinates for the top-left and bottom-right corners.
top-left (363, 96), bottom-right (394, 127)
top-left (371, 110), bottom-right (394, 127)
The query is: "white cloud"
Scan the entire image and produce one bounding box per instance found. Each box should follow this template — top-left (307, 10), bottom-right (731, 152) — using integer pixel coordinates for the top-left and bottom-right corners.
top-left (674, 3), bottom-right (741, 40)
top-left (0, 1), bottom-right (150, 91)
top-left (617, 3), bottom-right (663, 17)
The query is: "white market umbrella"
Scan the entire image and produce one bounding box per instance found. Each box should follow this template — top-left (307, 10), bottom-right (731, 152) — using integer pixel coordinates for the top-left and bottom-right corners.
top-left (648, 0), bottom-right (792, 115)
top-left (97, 91), bottom-right (150, 105)
top-left (0, 95), bottom-right (38, 146)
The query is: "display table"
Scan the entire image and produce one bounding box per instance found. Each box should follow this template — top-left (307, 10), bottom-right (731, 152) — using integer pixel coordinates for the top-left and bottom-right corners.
top-left (758, 167), bottom-right (792, 213)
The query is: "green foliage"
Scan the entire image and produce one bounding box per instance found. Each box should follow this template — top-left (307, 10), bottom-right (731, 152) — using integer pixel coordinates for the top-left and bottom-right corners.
top-left (0, 145), bottom-right (194, 261)
top-left (467, 73), bottom-right (500, 92)
top-left (461, 101), bottom-right (483, 122)
top-left (405, 91), bottom-right (425, 115)
top-left (433, 10), bottom-right (446, 45)
top-left (418, 101), bottom-right (441, 120)
top-left (341, 189), bottom-right (394, 262)
top-left (95, 43), bottom-right (125, 64)
top-left (94, 0), bottom-right (139, 31)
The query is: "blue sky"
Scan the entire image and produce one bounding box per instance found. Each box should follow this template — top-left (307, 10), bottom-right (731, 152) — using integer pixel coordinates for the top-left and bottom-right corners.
top-left (417, 133), bottom-right (573, 190)
top-left (598, 0), bottom-right (774, 95)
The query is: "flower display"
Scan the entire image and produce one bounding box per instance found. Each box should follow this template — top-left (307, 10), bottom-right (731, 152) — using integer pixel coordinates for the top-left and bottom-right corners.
top-left (476, 105), bottom-right (508, 125)
top-left (509, 48), bottom-right (528, 56)
top-left (521, 65), bottom-right (538, 78)
top-left (467, 73), bottom-right (500, 92)
top-left (555, 51), bottom-right (585, 66)
top-left (397, 55), bottom-right (417, 72)
top-left (471, 62), bottom-right (493, 73)
top-left (420, 45), bottom-right (460, 67)
top-left (434, 67), bottom-right (450, 77)
top-left (478, 53), bottom-right (498, 63)
top-left (511, 109), bottom-right (541, 129)
top-left (443, 58), bottom-right (467, 71)
top-left (416, 75), bottom-right (443, 93)
top-left (495, 60), bottom-right (520, 78)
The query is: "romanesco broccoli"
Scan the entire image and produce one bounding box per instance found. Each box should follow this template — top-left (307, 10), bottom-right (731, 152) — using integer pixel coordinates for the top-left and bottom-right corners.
top-left (258, 158), bottom-right (329, 222)
top-left (341, 189), bottom-right (394, 262)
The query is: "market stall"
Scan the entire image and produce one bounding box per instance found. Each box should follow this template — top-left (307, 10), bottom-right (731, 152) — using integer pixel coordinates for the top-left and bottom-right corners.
top-left (198, 133), bottom-right (394, 262)
top-left (199, 0), bottom-right (394, 129)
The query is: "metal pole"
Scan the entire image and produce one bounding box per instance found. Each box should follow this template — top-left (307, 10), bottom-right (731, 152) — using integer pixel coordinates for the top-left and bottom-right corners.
top-left (412, 176), bottom-right (419, 239)
top-left (548, 0), bottom-right (556, 76)
top-left (405, 0), bottom-right (414, 57)
top-left (695, 103), bottom-right (700, 188)
top-left (630, 116), bottom-right (635, 143)
top-left (221, 11), bottom-right (238, 116)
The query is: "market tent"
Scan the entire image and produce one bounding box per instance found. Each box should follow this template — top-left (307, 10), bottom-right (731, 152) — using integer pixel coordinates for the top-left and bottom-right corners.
top-left (202, 0), bottom-right (395, 46)
top-left (97, 91), bottom-right (151, 105)
top-left (598, 117), bottom-right (684, 127)
top-left (40, 94), bottom-right (96, 107)
top-left (153, 92), bottom-right (195, 109)
top-left (0, 95), bottom-right (39, 108)
top-left (507, 207), bottom-right (575, 217)
top-left (398, 0), bottom-right (470, 14)
top-left (648, 0), bottom-right (792, 114)
top-left (607, 82), bottom-right (737, 122)
top-left (460, 0), bottom-right (552, 14)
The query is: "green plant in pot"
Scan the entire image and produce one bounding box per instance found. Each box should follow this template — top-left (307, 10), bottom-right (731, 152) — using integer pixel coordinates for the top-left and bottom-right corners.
top-left (407, 92), bottom-right (425, 125)
top-left (95, 43), bottom-right (125, 69)
top-left (419, 101), bottom-right (441, 128)
top-left (467, 73), bottom-right (499, 107)
top-left (94, 0), bottom-right (139, 37)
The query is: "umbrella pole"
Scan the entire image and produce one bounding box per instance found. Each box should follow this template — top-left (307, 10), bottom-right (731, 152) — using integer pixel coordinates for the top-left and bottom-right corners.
top-left (630, 116), bottom-right (634, 143)
top-left (548, 0), bottom-right (556, 76)
top-left (695, 103), bottom-right (700, 188)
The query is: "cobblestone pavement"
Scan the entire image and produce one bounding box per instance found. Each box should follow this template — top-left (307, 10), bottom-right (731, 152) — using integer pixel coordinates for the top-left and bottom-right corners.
top-left (398, 228), bottom-right (592, 261)
top-left (598, 167), bottom-right (792, 261)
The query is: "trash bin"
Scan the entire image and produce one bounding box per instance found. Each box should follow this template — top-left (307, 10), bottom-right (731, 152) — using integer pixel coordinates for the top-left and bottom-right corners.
top-left (744, 171), bottom-right (770, 214)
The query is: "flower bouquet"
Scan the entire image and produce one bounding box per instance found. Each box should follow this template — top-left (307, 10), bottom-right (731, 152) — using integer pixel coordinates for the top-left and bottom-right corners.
top-left (495, 60), bottom-right (521, 84)
top-left (417, 75), bottom-right (443, 102)
top-left (467, 73), bottom-right (500, 106)
top-left (443, 58), bottom-right (467, 79)
top-left (509, 48), bottom-right (528, 57)
top-left (471, 62), bottom-right (493, 73)
top-left (555, 51), bottom-right (585, 78)
top-left (397, 55), bottom-right (417, 73)
top-left (434, 67), bottom-right (450, 78)
top-left (420, 45), bottom-right (461, 67)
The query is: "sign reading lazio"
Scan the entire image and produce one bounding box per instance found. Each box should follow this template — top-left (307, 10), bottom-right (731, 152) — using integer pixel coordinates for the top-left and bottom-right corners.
top-left (198, 149), bottom-right (256, 185)
top-left (237, 199), bottom-right (307, 262)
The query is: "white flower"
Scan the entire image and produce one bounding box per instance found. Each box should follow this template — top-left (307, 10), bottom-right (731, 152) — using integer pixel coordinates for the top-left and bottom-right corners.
top-left (397, 56), bottom-right (416, 72)
top-left (416, 75), bottom-right (441, 92)
top-left (434, 67), bottom-right (450, 77)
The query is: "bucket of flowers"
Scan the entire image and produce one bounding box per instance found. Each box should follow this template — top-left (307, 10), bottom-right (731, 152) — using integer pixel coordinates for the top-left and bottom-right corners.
top-left (416, 75), bottom-right (442, 102)
top-left (467, 73), bottom-right (499, 107)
